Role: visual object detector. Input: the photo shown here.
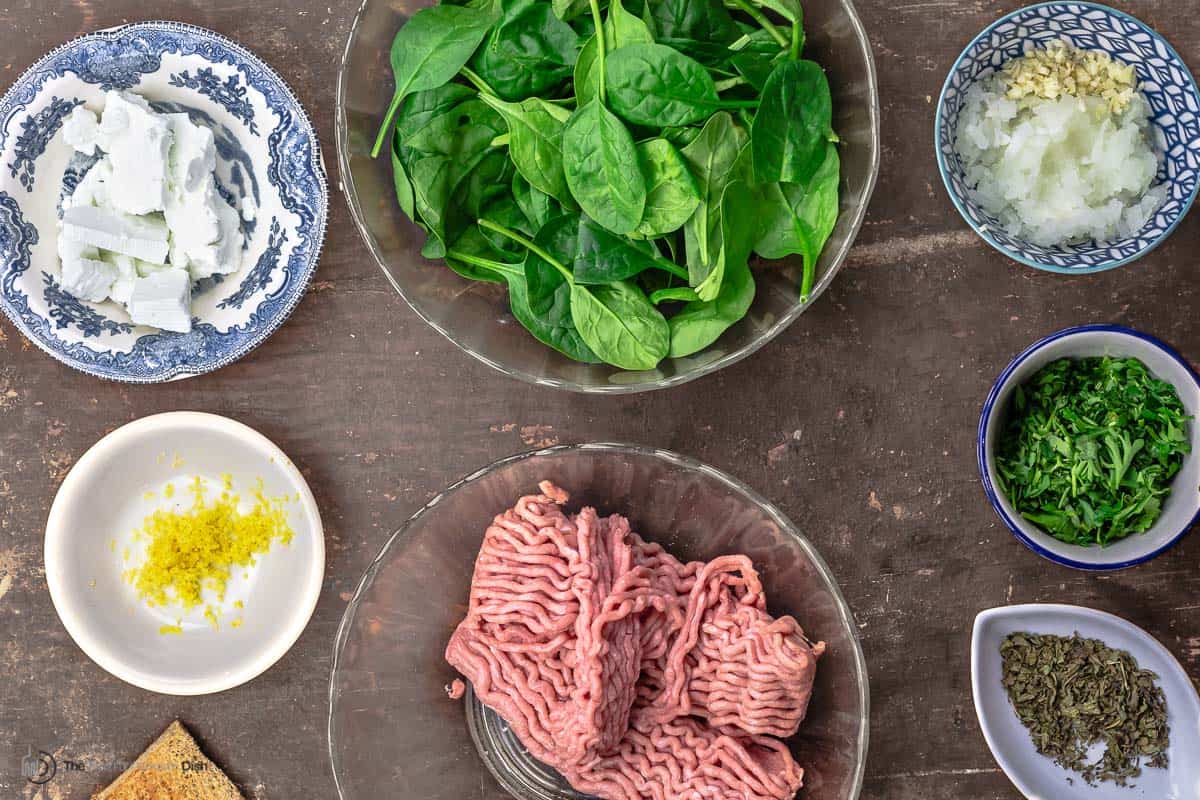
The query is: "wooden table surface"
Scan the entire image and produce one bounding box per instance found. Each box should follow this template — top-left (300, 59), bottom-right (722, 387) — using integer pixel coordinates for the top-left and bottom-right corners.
top-left (2, 1), bottom-right (1198, 798)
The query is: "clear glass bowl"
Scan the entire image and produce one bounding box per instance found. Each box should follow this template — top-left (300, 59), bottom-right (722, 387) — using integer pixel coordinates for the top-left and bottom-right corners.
top-left (335, 1), bottom-right (880, 393)
top-left (328, 444), bottom-right (868, 800)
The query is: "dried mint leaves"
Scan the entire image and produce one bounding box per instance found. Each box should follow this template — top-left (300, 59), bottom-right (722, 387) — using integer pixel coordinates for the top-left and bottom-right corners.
top-left (1000, 632), bottom-right (1170, 787)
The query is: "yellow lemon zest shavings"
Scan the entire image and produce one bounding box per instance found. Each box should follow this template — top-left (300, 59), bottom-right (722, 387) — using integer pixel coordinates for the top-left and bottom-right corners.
top-left (128, 475), bottom-right (294, 619)
top-left (159, 623), bottom-right (183, 635)
top-left (231, 618), bottom-right (244, 629)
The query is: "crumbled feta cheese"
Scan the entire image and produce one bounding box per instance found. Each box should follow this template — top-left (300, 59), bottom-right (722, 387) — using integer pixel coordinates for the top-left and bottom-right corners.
top-left (104, 253), bottom-right (169, 306)
top-left (97, 90), bottom-right (173, 216)
top-left (54, 90), bottom-right (244, 332)
top-left (165, 113), bottom-right (216, 193)
top-left (61, 205), bottom-right (170, 264)
top-left (127, 268), bottom-right (192, 333)
top-left (62, 105), bottom-right (101, 155)
top-left (180, 196), bottom-right (243, 281)
top-left (60, 250), bottom-right (118, 302)
top-left (165, 178), bottom-right (221, 272)
top-left (65, 159), bottom-right (113, 212)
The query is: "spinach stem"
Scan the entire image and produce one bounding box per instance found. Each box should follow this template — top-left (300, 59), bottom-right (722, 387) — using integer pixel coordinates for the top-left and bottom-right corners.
top-left (650, 255), bottom-right (690, 281)
top-left (717, 99), bottom-right (761, 109)
top-left (800, 256), bottom-right (814, 304)
top-left (477, 218), bottom-right (573, 281)
top-left (590, 0), bottom-right (607, 104)
top-left (490, 133), bottom-right (511, 148)
top-left (460, 66), bottom-right (497, 97)
top-left (726, 0), bottom-right (790, 49)
top-left (447, 249), bottom-right (524, 278)
top-left (370, 95), bottom-right (403, 159)
top-left (789, 21), bottom-right (801, 59)
top-left (714, 76), bottom-right (748, 93)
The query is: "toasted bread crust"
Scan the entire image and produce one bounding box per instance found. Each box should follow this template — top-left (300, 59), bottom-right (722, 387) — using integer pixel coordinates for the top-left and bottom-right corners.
top-left (93, 721), bottom-right (243, 800)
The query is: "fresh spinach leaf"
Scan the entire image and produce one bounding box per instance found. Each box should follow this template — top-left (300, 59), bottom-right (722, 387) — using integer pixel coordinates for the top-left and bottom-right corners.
top-left (522, 213), bottom-right (580, 308)
top-left (512, 174), bottom-right (556, 231)
top-left (607, 43), bottom-right (745, 127)
top-left (574, 0), bottom-right (655, 107)
top-left (667, 255), bottom-right (755, 356)
top-left (509, 267), bottom-right (600, 362)
top-left (573, 216), bottom-right (688, 283)
top-left (679, 112), bottom-right (749, 298)
top-left (552, 0), bottom-right (590, 22)
top-left (472, 0), bottom-right (581, 101)
top-left (371, 4), bottom-right (496, 157)
top-left (570, 280), bottom-right (670, 369)
top-left (480, 94), bottom-right (573, 203)
top-left (394, 84), bottom-right (477, 147)
top-left (751, 59), bottom-right (832, 184)
top-left (668, 181), bottom-right (758, 356)
top-left (633, 138), bottom-right (700, 237)
top-left (730, 50), bottom-right (779, 91)
top-left (644, 0), bottom-right (740, 47)
top-left (390, 132), bottom-right (416, 220)
top-left (754, 140), bottom-right (840, 300)
top-left (562, 99), bottom-right (646, 235)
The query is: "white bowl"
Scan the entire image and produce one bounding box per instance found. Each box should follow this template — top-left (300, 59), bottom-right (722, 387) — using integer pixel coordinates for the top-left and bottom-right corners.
top-left (978, 324), bottom-right (1200, 569)
top-left (972, 604), bottom-right (1200, 800)
top-left (45, 411), bottom-right (324, 694)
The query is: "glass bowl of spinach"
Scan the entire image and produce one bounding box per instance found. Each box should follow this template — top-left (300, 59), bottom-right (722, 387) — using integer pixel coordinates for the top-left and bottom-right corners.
top-left (336, 0), bottom-right (879, 392)
top-left (978, 325), bottom-right (1200, 570)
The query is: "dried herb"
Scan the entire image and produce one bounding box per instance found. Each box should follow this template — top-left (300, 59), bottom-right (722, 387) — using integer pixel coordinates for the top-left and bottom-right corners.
top-left (1000, 632), bottom-right (1170, 787)
top-left (995, 356), bottom-right (1191, 546)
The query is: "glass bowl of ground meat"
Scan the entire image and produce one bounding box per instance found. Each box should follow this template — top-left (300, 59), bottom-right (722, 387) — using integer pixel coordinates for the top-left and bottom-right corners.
top-left (328, 443), bottom-right (868, 800)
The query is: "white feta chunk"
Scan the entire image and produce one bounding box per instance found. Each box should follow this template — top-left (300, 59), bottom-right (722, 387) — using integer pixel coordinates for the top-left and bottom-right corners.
top-left (165, 176), bottom-right (221, 272)
top-left (62, 105), bottom-right (100, 155)
top-left (127, 268), bottom-right (192, 333)
top-left (165, 113), bottom-right (216, 193)
top-left (60, 251), bottom-right (118, 302)
top-left (65, 159), bottom-right (113, 211)
top-left (179, 193), bottom-right (243, 281)
top-left (96, 90), bottom-right (173, 215)
top-left (61, 205), bottom-right (170, 264)
top-left (103, 253), bottom-right (168, 306)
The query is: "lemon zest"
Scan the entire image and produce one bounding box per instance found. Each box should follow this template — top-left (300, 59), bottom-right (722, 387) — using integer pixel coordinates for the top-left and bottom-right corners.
top-left (128, 475), bottom-right (294, 613)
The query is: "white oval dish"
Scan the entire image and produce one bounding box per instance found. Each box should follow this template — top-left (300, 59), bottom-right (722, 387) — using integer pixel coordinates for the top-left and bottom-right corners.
top-left (0, 22), bottom-right (328, 382)
top-left (978, 324), bottom-right (1200, 569)
top-left (972, 604), bottom-right (1200, 800)
top-left (45, 411), bottom-right (324, 695)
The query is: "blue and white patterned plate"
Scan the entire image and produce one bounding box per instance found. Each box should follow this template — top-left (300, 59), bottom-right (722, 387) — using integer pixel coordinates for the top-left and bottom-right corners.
top-left (935, 2), bottom-right (1200, 273)
top-left (0, 21), bottom-right (327, 381)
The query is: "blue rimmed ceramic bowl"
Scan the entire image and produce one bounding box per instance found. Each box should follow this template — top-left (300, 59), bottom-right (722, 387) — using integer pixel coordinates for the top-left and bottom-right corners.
top-left (0, 21), bottom-right (327, 382)
top-left (936, 2), bottom-right (1200, 273)
top-left (978, 325), bottom-right (1200, 570)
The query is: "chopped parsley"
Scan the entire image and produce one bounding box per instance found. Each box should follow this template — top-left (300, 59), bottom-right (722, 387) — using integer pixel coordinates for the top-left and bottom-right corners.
top-left (995, 357), bottom-right (1191, 546)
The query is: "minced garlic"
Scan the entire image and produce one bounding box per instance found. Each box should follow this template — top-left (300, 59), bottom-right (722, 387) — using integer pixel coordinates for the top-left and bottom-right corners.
top-left (126, 475), bottom-right (294, 628)
top-left (1002, 39), bottom-right (1137, 114)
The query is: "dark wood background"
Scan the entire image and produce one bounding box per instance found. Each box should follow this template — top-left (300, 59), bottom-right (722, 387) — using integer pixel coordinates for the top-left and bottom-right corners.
top-left (2, 1), bottom-right (1198, 798)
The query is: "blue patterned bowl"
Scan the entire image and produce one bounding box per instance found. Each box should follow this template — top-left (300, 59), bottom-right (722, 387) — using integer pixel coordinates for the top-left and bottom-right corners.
top-left (0, 22), bottom-right (327, 381)
top-left (936, 2), bottom-right (1200, 273)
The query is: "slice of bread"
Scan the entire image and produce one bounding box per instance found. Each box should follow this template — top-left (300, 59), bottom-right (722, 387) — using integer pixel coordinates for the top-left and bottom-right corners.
top-left (93, 720), bottom-right (244, 800)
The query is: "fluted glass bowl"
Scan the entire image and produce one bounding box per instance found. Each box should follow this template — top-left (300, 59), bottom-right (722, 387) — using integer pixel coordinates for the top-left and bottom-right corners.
top-left (328, 443), bottom-right (868, 800)
top-left (336, 1), bottom-right (879, 393)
